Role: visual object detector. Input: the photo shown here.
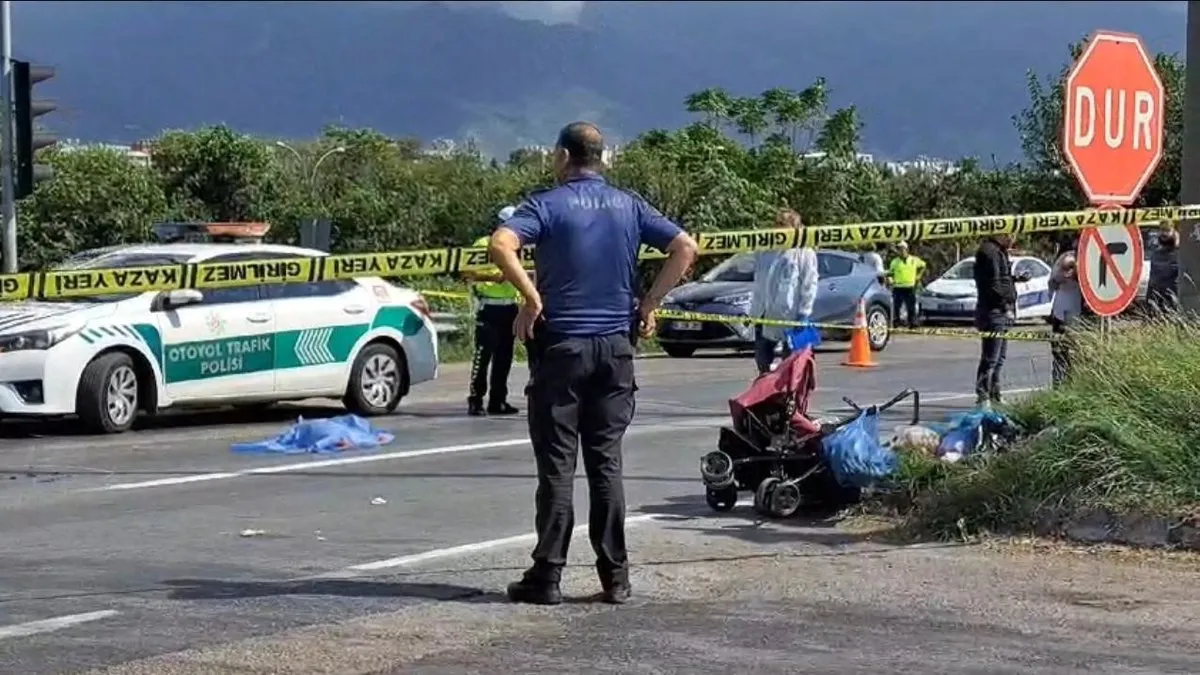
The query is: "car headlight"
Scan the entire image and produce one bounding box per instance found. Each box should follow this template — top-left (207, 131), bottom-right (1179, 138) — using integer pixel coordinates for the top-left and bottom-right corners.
top-left (0, 324), bottom-right (82, 353)
top-left (714, 293), bottom-right (751, 306)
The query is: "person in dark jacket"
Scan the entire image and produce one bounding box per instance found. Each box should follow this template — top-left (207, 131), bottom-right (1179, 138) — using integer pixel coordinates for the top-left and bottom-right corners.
top-left (972, 234), bottom-right (1028, 407)
top-left (1147, 226), bottom-right (1180, 315)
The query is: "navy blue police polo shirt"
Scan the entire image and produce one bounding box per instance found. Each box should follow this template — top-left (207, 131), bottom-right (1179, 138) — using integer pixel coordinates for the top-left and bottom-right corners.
top-left (501, 173), bottom-right (683, 337)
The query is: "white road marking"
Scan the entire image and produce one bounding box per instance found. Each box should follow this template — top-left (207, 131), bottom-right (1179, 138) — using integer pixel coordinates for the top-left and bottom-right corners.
top-left (89, 388), bottom-right (1039, 494)
top-left (0, 610), bottom-right (120, 641)
top-left (323, 499), bottom-right (760, 578)
top-left (319, 389), bottom-right (1044, 578)
top-left (91, 417), bottom-right (729, 493)
top-left (337, 514), bottom-right (661, 574)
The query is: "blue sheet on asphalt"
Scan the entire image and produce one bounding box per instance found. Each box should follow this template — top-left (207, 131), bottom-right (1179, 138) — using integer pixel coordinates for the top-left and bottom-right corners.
top-left (230, 414), bottom-right (395, 455)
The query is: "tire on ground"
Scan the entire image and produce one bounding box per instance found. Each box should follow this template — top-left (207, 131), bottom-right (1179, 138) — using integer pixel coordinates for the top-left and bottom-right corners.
top-left (76, 351), bottom-right (140, 434)
top-left (344, 341), bottom-right (406, 416)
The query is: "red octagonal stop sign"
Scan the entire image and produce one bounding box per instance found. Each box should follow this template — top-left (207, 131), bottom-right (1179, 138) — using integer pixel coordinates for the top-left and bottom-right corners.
top-left (1062, 31), bottom-right (1165, 206)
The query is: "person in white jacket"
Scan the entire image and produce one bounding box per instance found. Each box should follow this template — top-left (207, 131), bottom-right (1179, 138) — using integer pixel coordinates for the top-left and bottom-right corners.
top-left (748, 209), bottom-right (819, 375)
top-left (1048, 236), bottom-right (1084, 386)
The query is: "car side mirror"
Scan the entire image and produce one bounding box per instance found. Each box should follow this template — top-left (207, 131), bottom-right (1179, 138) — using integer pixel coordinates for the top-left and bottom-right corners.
top-left (155, 288), bottom-right (204, 311)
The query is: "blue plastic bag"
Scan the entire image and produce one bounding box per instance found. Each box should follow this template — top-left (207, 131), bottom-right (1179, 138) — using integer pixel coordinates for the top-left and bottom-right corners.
top-left (933, 407), bottom-right (1012, 458)
top-left (785, 322), bottom-right (822, 352)
top-left (820, 410), bottom-right (898, 487)
top-left (231, 414), bottom-right (396, 455)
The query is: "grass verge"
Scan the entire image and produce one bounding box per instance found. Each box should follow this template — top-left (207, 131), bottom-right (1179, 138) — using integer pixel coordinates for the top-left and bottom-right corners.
top-left (881, 320), bottom-right (1200, 539)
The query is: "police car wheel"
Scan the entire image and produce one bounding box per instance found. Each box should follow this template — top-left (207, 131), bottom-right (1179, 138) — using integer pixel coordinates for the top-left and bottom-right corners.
top-left (344, 342), bottom-right (404, 416)
top-left (866, 304), bottom-right (891, 351)
top-left (77, 352), bottom-right (140, 434)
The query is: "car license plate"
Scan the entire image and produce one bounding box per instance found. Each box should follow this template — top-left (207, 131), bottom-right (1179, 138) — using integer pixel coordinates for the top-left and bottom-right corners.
top-left (675, 321), bottom-right (702, 331)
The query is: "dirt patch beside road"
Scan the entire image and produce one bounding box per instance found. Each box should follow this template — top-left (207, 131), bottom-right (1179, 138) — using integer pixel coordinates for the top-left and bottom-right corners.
top-left (92, 508), bottom-right (1200, 675)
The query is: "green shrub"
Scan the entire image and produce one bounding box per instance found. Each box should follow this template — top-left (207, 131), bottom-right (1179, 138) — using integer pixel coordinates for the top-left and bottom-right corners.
top-left (892, 320), bottom-right (1200, 537)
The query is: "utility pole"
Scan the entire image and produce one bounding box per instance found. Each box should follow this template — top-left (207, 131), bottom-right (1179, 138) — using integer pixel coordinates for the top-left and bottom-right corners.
top-left (0, 0), bottom-right (15, 274)
top-left (1179, 0), bottom-right (1200, 313)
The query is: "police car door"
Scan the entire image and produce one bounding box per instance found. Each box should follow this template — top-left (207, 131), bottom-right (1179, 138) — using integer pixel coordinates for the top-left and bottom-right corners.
top-left (155, 251), bottom-right (276, 403)
top-left (261, 253), bottom-right (371, 396)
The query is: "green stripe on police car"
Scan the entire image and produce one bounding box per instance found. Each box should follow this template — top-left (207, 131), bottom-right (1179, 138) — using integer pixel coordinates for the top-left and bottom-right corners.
top-left (155, 306), bottom-right (424, 383)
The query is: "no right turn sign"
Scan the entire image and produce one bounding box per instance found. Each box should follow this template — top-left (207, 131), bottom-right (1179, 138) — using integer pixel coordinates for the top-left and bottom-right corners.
top-left (1077, 224), bottom-right (1145, 317)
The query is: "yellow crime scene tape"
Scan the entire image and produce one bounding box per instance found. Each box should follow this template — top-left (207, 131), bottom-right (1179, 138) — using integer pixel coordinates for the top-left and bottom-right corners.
top-left (653, 309), bottom-right (1054, 342)
top-left (2, 204), bottom-right (1194, 302)
top-left (420, 289), bottom-right (1054, 342)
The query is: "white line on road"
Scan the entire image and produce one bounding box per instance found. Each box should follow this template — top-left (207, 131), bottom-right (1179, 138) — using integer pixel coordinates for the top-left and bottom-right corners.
top-left (89, 388), bottom-right (1037, 494)
top-left (323, 499), bottom-right (758, 578)
top-left (91, 417), bottom-right (729, 493)
top-left (337, 513), bottom-right (663, 574)
top-left (319, 388), bottom-right (1041, 578)
top-left (0, 610), bottom-right (120, 641)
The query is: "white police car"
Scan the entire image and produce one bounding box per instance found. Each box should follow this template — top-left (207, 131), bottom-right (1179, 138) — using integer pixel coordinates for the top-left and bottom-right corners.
top-left (919, 254), bottom-right (1054, 324)
top-left (0, 224), bottom-right (439, 433)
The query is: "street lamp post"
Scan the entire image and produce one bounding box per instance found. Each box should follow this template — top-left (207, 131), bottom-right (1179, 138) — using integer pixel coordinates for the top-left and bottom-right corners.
top-left (274, 141), bottom-right (346, 188)
top-left (274, 142), bottom-right (346, 252)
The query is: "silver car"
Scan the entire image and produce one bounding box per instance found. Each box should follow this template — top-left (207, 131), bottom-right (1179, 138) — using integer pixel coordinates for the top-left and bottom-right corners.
top-left (656, 250), bottom-right (894, 358)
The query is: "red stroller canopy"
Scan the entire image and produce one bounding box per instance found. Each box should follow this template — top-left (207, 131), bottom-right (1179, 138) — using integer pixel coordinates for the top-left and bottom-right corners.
top-left (728, 347), bottom-right (820, 436)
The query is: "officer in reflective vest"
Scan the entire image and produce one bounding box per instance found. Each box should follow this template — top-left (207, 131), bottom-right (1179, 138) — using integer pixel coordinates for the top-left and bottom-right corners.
top-left (886, 241), bottom-right (926, 329)
top-left (465, 206), bottom-right (521, 416)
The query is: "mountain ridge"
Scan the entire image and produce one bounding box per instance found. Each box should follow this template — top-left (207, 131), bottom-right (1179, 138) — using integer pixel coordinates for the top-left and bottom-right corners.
top-left (12, 1), bottom-right (1187, 161)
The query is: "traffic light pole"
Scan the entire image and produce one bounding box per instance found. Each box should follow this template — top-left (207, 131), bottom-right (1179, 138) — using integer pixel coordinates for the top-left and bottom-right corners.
top-left (0, 0), bottom-right (15, 274)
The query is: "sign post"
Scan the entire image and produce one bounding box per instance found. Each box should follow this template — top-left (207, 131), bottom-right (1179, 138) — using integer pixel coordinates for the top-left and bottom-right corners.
top-left (1062, 30), bottom-right (1165, 318)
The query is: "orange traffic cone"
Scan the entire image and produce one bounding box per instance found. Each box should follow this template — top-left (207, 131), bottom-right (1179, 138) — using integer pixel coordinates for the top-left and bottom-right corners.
top-left (842, 299), bottom-right (877, 368)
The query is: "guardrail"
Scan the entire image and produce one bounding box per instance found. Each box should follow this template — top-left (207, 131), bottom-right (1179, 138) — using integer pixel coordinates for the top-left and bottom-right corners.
top-left (432, 311), bottom-right (462, 335)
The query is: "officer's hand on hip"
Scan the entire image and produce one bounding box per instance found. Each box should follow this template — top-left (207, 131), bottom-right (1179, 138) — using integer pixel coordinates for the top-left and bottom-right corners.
top-left (513, 294), bottom-right (544, 341)
top-left (637, 305), bottom-right (657, 338)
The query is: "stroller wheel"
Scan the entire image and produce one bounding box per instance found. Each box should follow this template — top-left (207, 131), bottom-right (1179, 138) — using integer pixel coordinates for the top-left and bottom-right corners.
top-left (705, 486), bottom-right (738, 512)
top-left (769, 482), bottom-right (802, 518)
top-left (754, 477), bottom-right (780, 516)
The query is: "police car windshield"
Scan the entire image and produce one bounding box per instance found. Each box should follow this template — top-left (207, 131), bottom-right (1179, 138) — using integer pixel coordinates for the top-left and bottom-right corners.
top-left (44, 252), bottom-right (192, 303)
top-left (702, 253), bottom-right (759, 283)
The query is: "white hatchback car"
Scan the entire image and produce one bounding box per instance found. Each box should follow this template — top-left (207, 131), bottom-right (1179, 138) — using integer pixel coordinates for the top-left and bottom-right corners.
top-left (0, 242), bottom-right (439, 433)
top-left (919, 255), bottom-right (1054, 324)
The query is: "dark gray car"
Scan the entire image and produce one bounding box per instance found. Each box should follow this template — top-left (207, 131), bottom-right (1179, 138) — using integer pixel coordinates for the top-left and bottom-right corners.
top-left (656, 250), bottom-right (894, 358)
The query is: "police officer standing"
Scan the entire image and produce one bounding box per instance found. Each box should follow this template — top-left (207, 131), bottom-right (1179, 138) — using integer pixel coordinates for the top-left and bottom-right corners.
top-left (464, 206), bottom-right (521, 417)
top-left (489, 122), bottom-right (698, 606)
top-left (886, 241), bottom-right (926, 328)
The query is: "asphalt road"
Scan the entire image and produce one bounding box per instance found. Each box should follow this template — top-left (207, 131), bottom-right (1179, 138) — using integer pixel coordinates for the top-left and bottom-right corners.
top-left (8, 334), bottom-right (1175, 675)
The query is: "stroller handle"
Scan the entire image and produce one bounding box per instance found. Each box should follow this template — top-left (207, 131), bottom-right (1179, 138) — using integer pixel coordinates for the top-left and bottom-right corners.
top-left (838, 388), bottom-right (920, 427)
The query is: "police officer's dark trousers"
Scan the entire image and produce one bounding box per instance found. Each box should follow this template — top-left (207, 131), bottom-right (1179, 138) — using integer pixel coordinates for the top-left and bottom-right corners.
top-left (893, 286), bottom-right (918, 328)
top-left (469, 303), bottom-right (519, 409)
top-left (524, 331), bottom-right (636, 586)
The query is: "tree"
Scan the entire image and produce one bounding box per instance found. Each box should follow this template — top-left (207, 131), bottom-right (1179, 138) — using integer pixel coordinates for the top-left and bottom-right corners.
top-left (151, 125), bottom-right (283, 222)
top-left (730, 96), bottom-right (770, 145)
top-left (684, 87), bottom-right (734, 129)
top-left (13, 39), bottom-right (1183, 284)
top-left (19, 147), bottom-right (168, 269)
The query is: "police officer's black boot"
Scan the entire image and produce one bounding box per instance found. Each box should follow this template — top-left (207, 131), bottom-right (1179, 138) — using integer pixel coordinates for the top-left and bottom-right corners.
top-left (487, 401), bottom-right (519, 415)
top-left (467, 398), bottom-right (486, 416)
top-left (506, 565), bottom-right (562, 605)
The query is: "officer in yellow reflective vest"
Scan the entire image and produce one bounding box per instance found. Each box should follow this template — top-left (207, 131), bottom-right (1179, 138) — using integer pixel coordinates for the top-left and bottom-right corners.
top-left (886, 241), bottom-right (926, 329)
top-left (464, 207), bottom-right (522, 416)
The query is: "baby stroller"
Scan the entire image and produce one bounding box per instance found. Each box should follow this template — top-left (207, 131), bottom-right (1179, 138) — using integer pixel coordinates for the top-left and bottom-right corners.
top-left (699, 348), bottom-right (920, 518)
